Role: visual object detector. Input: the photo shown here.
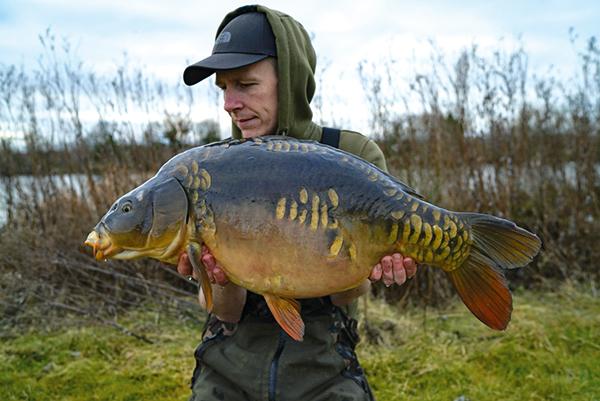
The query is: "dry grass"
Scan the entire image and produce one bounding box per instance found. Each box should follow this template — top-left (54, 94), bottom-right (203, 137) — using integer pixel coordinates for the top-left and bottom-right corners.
top-left (0, 32), bottom-right (598, 325)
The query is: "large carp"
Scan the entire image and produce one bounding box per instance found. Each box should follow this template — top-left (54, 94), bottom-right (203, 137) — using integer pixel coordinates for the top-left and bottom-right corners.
top-left (85, 136), bottom-right (541, 340)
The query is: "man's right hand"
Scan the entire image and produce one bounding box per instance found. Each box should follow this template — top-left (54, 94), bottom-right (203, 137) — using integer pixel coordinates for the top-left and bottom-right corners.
top-left (177, 245), bottom-right (230, 286)
top-left (177, 246), bottom-right (246, 322)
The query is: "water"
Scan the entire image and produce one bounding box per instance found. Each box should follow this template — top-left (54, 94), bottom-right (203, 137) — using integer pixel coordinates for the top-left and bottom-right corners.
top-left (0, 174), bottom-right (92, 226)
top-left (463, 162), bottom-right (600, 192)
top-left (1, 163), bottom-right (598, 227)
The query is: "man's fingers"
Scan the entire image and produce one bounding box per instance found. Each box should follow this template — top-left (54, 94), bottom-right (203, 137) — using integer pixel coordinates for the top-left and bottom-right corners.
top-left (369, 263), bottom-right (383, 282)
top-left (177, 253), bottom-right (192, 276)
top-left (373, 254), bottom-right (418, 287)
top-left (201, 245), bottom-right (209, 255)
top-left (178, 246), bottom-right (222, 284)
top-left (201, 245), bottom-right (217, 270)
top-left (381, 255), bottom-right (394, 286)
top-left (404, 257), bottom-right (417, 278)
top-left (392, 253), bottom-right (407, 285)
top-left (213, 269), bottom-right (229, 286)
top-left (200, 245), bottom-right (229, 286)
top-left (201, 252), bottom-right (217, 271)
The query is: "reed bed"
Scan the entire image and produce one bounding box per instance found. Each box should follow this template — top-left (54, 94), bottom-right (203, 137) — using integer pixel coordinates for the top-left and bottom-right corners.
top-left (0, 33), bottom-right (598, 332)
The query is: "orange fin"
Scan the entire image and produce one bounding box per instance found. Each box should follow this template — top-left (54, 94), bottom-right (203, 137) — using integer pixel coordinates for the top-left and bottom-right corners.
top-left (447, 253), bottom-right (512, 330)
top-left (263, 294), bottom-right (305, 341)
top-left (187, 244), bottom-right (213, 312)
top-left (447, 212), bottom-right (541, 329)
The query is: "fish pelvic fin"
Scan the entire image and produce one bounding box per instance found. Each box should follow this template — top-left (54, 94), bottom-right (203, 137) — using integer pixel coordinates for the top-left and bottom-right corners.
top-left (448, 213), bottom-right (541, 330)
top-left (187, 243), bottom-right (213, 313)
top-left (263, 294), bottom-right (305, 341)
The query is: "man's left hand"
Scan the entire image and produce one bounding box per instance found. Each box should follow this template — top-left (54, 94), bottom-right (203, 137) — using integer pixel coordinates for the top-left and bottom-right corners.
top-left (369, 253), bottom-right (417, 287)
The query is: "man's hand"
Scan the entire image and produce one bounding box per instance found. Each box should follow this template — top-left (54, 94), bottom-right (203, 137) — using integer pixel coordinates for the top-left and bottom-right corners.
top-left (177, 245), bottom-right (229, 286)
top-left (331, 253), bottom-right (418, 306)
top-left (369, 253), bottom-right (417, 287)
top-left (177, 246), bottom-right (246, 322)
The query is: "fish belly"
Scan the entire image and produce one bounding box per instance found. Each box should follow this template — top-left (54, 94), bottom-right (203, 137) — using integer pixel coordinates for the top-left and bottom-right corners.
top-left (207, 204), bottom-right (375, 298)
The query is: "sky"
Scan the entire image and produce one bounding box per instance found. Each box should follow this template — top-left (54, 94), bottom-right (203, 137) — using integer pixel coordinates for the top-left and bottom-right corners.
top-left (1, 0), bottom-right (599, 137)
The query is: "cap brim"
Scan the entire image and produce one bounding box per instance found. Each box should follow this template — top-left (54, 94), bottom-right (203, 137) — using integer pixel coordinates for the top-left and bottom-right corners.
top-left (183, 53), bottom-right (269, 86)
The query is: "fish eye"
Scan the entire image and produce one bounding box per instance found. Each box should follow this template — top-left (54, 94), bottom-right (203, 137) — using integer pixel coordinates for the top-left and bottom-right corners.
top-left (121, 202), bottom-right (133, 213)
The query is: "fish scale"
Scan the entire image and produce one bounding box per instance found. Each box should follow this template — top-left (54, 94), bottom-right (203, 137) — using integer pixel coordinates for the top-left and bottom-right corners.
top-left (85, 135), bottom-right (541, 341)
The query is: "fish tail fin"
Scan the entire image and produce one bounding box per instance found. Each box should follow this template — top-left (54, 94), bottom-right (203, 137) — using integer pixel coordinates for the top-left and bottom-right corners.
top-left (447, 213), bottom-right (541, 330)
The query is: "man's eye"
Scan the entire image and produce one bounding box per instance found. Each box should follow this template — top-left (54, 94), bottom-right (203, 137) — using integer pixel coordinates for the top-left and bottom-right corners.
top-left (239, 82), bottom-right (255, 88)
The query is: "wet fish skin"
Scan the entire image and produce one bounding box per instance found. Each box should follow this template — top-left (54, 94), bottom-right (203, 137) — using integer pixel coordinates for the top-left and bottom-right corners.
top-left (85, 136), bottom-right (541, 341)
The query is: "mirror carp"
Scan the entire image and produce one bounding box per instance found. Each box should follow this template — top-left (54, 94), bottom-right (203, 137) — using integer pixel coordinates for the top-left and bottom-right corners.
top-left (85, 136), bottom-right (541, 341)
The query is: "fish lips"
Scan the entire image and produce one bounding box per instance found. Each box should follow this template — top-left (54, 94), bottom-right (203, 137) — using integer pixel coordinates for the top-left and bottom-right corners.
top-left (84, 224), bottom-right (123, 261)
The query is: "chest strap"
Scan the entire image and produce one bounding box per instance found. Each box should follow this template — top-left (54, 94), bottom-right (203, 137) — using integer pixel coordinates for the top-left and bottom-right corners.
top-left (320, 127), bottom-right (341, 148)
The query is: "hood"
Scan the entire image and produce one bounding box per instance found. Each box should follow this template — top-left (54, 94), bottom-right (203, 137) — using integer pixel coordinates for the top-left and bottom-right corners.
top-left (217, 5), bottom-right (321, 141)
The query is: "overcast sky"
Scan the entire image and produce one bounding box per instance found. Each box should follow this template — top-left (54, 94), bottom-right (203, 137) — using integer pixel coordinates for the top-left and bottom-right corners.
top-left (1, 0), bottom-right (599, 136)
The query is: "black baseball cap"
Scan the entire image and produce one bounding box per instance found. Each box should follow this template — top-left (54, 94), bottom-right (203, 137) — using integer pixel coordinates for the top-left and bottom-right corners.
top-left (183, 12), bottom-right (277, 86)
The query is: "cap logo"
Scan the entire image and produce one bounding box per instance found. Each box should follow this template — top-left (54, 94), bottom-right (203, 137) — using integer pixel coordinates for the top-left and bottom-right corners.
top-left (215, 31), bottom-right (231, 45)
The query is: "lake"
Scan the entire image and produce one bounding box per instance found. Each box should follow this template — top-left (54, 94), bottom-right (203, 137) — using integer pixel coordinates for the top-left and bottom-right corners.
top-left (1, 163), bottom-right (598, 227)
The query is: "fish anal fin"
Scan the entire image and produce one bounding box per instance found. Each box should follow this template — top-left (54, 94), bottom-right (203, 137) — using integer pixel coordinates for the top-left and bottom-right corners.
top-left (263, 294), bottom-right (305, 341)
top-left (187, 243), bottom-right (213, 312)
top-left (447, 253), bottom-right (512, 330)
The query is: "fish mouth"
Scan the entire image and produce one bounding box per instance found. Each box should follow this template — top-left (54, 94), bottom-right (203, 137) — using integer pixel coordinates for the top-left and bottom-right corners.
top-left (84, 228), bottom-right (123, 261)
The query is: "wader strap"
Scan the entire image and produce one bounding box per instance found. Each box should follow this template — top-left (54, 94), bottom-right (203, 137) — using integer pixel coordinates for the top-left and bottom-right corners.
top-left (320, 127), bottom-right (341, 148)
top-left (243, 291), bottom-right (334, 320)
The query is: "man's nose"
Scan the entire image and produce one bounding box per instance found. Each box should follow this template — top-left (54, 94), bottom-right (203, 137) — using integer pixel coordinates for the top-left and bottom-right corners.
top-left (223, 89), bottom-right (243, 113)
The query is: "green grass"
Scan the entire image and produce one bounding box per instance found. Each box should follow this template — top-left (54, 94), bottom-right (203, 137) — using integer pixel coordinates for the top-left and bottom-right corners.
top-left (360, 283), bottom-right (600, 401)
top-left (0, 312), bottom-right (200, 401)
top-left (1, 284), bottom-right (598, 401)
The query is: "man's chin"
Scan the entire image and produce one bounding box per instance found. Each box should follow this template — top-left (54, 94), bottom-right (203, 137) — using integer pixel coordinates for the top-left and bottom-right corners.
top-left (241, 130), bottom-right (265, 139)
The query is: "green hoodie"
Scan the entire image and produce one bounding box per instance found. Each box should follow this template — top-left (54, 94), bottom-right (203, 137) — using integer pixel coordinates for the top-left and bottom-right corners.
top-left (189, 7), bottom-right (381, 400)
top-left (216, 5), bottom-right (388, 172)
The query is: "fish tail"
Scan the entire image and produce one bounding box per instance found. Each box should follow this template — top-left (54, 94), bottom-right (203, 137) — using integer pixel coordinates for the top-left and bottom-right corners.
top-left (446, 213), bottom-right (541, 330)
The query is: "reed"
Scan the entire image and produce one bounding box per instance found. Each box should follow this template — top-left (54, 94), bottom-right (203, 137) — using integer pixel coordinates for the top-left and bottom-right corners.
top-left (0, 32), bottom-right (598, 329)
top-left (357, 38), bottom-right (599, 304)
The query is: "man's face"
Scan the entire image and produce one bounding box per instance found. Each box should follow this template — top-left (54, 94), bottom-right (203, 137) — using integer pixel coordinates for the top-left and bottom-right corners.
top-left (216, 58), bottom-right (278, 138)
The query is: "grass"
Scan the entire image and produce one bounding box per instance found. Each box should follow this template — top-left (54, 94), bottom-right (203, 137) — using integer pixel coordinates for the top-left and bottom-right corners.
top-left (1, 284), bottom-right (598, 401)
top-left (361, 283), bottom-right (600, 401)
top-left (0, 312), bottom-right (200, 401)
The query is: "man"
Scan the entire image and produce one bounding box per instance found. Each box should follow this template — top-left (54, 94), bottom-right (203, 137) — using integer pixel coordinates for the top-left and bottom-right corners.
top-left (178, 5), bottom-right (417, 400)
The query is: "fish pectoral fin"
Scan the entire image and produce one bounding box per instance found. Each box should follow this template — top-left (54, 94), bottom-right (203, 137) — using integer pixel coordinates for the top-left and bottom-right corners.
top-left (187, 243), bottom-right (213, 313)
top-left (263, 294), bottom-right (305, 341)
